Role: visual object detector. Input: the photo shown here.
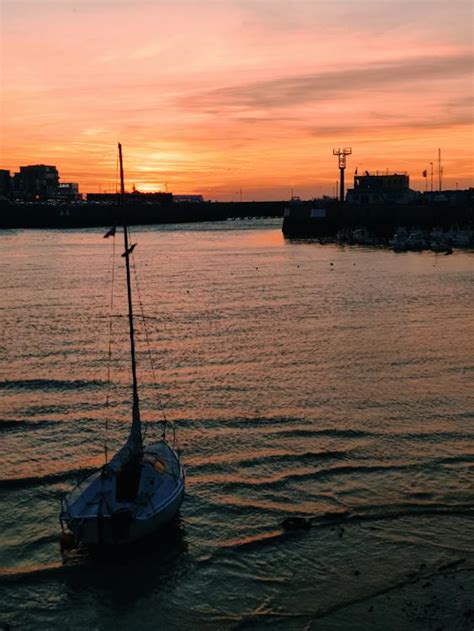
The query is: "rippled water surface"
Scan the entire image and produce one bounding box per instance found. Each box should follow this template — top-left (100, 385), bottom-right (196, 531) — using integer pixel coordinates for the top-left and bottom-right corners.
top-left (1, 221), bottom-right (473, 630)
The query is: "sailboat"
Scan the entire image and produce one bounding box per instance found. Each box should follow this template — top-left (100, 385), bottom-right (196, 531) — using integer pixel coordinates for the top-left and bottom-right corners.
top-left (60, 144), bottom-right (185, 546)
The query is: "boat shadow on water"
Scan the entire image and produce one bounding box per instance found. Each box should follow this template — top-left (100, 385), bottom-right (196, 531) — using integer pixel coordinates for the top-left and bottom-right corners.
top-left (60, 517), bottom-right (190, 605)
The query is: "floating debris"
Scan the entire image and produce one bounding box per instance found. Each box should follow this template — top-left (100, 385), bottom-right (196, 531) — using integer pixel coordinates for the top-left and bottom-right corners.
top-left (281, 517), bottom-right (312, 531)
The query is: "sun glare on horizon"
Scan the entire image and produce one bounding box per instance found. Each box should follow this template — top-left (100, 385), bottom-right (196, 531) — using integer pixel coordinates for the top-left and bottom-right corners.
top-left (0, 0), bottom-right (473, 199)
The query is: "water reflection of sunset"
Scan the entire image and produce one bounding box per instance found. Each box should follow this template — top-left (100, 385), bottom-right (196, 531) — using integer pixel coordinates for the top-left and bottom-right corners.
top-left (2, 225), bottom-right (473, 627)
top-left (1, 1), bottom-right (473, 199)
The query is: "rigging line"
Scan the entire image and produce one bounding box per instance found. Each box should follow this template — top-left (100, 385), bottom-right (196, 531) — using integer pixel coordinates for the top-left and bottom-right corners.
top-left (115, 152), bottom-right (119, 195)
top-left (131, 251), bottom-right (169, 437)
top-left (127, 229), bottom-right (169, 439)
top-left (104, 232), bottom-right (117, 464)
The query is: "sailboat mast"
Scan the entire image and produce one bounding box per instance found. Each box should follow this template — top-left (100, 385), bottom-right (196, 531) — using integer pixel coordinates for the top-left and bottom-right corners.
top-left (118, 143), bottom-right (142, 449)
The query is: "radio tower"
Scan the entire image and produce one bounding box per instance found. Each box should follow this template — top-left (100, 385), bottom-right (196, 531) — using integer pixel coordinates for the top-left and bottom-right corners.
top-left (333, 147), bottom-right (352, 202)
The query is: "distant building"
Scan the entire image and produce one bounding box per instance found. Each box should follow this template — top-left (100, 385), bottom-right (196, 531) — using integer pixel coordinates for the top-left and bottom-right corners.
top-left (0, 169), bottom-right (11, 197)
top-left (13, 164), bottom-right (59, 201)
top-left (86, 191), bottom-right (173, 204)
top-left (172, 194), bottom-right (204, 203)
top-left (54, 182), bottom-right (81, 202)
top-left (346, 172), bottom-right (419, 204)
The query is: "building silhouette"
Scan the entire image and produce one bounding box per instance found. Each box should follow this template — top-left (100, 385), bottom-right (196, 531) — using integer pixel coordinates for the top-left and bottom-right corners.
top-left (12, 165), bottom-right (59, 201)
top-left (346, 172), bottom-right (419, 204)
top-left (0, 164), bottom-right (81, 201)
top-left (86, 191), bottom-right (172, 204)
top-left (55, 182), bottom-right (81, 202)
top-left (0, 169), bottom-right (11, 198)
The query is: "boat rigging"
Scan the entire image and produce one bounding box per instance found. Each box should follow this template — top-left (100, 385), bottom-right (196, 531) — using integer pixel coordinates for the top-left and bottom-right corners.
top-left (60, 144), bottom-right (185, 546)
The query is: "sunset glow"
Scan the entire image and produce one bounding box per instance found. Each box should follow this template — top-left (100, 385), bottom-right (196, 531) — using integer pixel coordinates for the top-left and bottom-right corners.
top-left (1, 0), bottom-right (473, 199)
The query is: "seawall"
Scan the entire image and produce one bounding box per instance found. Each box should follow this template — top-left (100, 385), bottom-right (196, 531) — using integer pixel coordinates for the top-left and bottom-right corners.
top-left (0, 200), bottom-right (286, 229)
top-left (282, 200), bottom-right (474, 239)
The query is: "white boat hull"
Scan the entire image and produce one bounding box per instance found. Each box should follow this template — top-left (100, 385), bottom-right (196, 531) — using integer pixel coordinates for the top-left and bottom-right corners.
top-left (66, 484), bottom-right (184, 545)
top-left (61, 440), bottom-right (185, 546)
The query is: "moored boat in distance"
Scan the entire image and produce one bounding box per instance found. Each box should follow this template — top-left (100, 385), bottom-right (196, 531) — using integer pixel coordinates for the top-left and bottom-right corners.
top-left (404, 231), bottom-right (429, 251)
top-left (447, 228), bottom-right (473, 248)
top-left (389, 228), bottom-right (409, 251)
top-left (60, 144), bottom-right (185, 546)
top-left (429, 228), bottom-right (452, 253)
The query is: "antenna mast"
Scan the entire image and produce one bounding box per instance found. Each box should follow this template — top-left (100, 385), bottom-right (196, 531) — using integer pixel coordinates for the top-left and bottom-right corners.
top-left (438, 148), bottom-right (442, 191)
top-left (333, 147), bottom-right (352, 202)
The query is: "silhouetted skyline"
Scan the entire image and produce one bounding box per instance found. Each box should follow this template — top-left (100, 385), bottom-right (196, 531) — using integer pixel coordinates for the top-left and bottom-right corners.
top-left (1, 0), bottom-right (473, 200)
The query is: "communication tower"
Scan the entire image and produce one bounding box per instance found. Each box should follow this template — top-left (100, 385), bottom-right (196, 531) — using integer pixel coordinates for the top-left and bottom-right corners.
top-left (333, 147), bottom-right (352, 202)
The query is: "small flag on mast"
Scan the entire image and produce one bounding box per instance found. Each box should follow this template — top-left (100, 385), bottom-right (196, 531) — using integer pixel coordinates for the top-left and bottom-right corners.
top-left (121, 243), bottom-right (137, 257)
top-left (103, 226), bottom-right (116, 238)
top-left (422, 170), bottom-right (428, 178)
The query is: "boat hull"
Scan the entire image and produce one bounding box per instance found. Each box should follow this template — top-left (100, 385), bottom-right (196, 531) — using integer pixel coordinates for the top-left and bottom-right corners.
top-left (65, 483), bottom-right (184, 545)
top-left (61, 439), bottom-right (185, 546)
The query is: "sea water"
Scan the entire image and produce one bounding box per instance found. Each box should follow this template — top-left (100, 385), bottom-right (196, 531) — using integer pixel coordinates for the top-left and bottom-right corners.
top-left (1, 220), bottom-right (473, 630)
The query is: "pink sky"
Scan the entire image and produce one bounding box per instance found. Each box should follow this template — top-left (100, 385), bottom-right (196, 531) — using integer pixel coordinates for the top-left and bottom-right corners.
top-left (1, 0), bottom-right (473, 199)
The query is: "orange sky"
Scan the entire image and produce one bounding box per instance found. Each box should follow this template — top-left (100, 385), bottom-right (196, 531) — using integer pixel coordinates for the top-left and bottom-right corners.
top-left (1, 0), bottom-right (473, 200)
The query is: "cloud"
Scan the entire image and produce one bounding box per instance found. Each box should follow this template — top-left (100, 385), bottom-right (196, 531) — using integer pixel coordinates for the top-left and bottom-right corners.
top-left (180, 53), bottom-right (473, 111)
top-left (307, 113), bottom-right (474, 139)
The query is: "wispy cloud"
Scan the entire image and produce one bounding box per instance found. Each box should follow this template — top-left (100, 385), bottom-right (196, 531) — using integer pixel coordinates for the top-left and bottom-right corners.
top-left (307, 114), bottom-right (474, 140)
top-left (2, 1), bottom-right (473, 197)
top-left (181, 53), bottom-right (474, 112)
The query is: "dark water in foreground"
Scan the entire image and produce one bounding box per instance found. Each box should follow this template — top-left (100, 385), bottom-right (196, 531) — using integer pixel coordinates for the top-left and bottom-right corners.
top-left (1, 220), bottom-right (473, 630)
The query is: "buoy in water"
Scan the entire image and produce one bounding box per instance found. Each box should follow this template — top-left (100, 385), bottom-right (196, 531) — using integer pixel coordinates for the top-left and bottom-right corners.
top-left (281, 517), bottom-right (312, 531)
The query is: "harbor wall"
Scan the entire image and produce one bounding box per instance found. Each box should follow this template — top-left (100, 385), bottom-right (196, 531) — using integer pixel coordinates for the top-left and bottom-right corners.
top-left (0, 200), bottom-right (286, 229)
top-left (282, 200), bottom-right (474, 239)
top-left (1, 198), bottom-right (472, 234)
